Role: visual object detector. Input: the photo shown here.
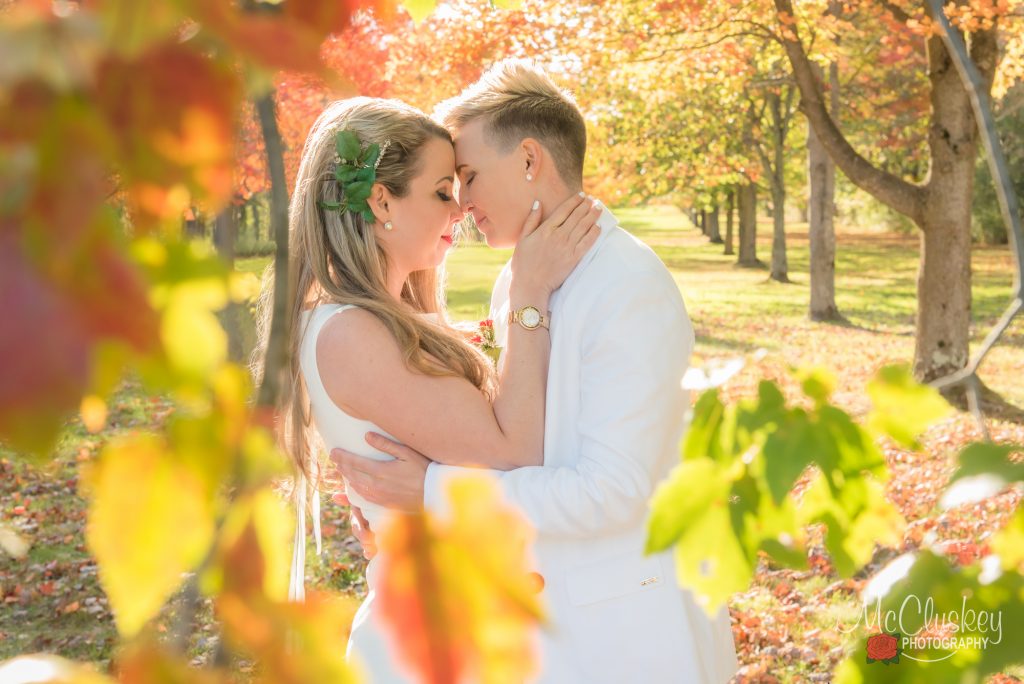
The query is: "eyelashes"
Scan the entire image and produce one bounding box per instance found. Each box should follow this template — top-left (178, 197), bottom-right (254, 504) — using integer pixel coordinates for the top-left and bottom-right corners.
top-left (437, 191), bottom-right (453, 202)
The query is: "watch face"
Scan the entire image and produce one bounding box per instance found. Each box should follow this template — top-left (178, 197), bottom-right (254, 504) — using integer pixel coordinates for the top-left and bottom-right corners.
top-left (521, 307), bottom-right (541, 328)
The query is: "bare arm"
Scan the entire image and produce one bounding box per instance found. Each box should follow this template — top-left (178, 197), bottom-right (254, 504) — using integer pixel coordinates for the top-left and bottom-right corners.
top-left (317, 195), bottom-right (601, 471)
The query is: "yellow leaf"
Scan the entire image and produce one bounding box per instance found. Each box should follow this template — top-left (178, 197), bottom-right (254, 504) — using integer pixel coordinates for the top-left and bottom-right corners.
top-left (228, 270), bottom-right (261, 303)
top-left (377, 473), bottom-right (545, 684)
top-left (208, 489), bottom-right (293, 602)
top-left (82, 433), bottom-right (215, 637)
top-left (218, 590), bottom-right (359, 684)
top-left (160, 297), bottom-right (227, 378)
top-left (80, 394), bottom-right (107, 433)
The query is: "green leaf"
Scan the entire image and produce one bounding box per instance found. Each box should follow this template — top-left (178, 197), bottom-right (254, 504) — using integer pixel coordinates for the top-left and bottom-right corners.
top-left (681, 389), bottom-right (726, 462)
top-left (646, 458), bottom-right (730, 554)
top-left (319, 200), bottom-right (342, 210)
top-left (647, 457), bottom-right (752, 615)
top-left (797, 366), bottom-right (836, 405)
top-left (866, 364), bottom-right (951, 448)
top-left (941, 443), bottom-right (1024, 508)
top-left (672, 503), bottom-right (752, 616)
top-left (798, 472), bottom-right (903, 577)
top-left (336, 165), bottom-right (359, 183)
top-left (82, 433), bottom-right (215, 637)
top-left (363, 142), bottom-right (381, 169)
top-left (991, 506), bottom-right (1024, 569)
top-left (335, 129), bottom-right (362, 160)
top-left (818, 404), bottom-right (884, 479)
top-left (345, 180), bottom-right (372, 203)
top-left (355, 166), bottom-right (375, 183)
top-left (762, 410), bottom-right (819, 505)
top-left (361, 209), bottom-right (376, 224)
top-left (950, 442), bottom-right (1024, 483)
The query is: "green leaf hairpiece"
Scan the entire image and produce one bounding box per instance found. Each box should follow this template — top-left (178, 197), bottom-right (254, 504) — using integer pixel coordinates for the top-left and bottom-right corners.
top-left (321, 129), bottom-right (392, 224)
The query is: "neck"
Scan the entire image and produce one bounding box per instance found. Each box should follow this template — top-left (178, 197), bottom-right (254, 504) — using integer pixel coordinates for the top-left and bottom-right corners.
top-left (386, 267), bottom-right (409, 302)
top-left (538, 185), bottom-right (580, 224)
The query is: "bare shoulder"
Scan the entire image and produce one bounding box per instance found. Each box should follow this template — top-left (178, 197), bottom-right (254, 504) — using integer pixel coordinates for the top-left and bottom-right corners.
top-left (317, 305), bottom-right (381, 344)
top-left (315, 307), bottom-right (404, 409)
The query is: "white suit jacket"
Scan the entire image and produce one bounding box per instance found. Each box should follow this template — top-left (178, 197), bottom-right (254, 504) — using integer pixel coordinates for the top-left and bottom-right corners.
top-left (425, 207), bottom-right (738, 683)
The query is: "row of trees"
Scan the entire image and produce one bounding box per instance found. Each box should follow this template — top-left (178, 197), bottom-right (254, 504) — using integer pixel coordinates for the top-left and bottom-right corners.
top-left (220, 0), bottom-right (1022, 389)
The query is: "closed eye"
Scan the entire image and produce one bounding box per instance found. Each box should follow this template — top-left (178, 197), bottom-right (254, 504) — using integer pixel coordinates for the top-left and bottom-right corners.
top-left (465, 173), bottom-right (475, 187)
top-left (437, 191), bottom-right (453, 202)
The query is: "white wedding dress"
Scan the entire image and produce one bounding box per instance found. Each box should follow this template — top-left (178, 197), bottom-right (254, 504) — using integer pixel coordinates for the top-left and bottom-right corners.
top-left (292, 302), bottom-right (430, 683)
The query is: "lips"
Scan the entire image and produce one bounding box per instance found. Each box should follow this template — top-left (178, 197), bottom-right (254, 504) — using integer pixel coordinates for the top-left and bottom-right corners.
top-left (441, 235), bottom-right (453, 246)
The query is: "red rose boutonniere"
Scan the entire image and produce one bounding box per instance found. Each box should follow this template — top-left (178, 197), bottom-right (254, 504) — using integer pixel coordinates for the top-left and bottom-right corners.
top-left (472, 319), bottom-right (502, 366)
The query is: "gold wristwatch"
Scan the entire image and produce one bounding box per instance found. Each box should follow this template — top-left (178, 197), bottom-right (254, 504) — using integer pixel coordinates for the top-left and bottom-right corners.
top-left (508, 305), bottom-right (549, 331)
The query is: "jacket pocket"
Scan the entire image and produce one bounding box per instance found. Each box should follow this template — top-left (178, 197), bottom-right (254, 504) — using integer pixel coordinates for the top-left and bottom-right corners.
top-left (565, 550), bottom-right (666, 607)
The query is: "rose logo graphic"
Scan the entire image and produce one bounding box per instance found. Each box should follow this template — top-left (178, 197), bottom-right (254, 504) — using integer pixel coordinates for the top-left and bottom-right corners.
top-left (866, 632), bottom-right (901, 665)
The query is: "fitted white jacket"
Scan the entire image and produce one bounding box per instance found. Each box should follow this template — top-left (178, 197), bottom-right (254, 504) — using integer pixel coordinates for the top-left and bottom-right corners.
top-left (425, 207), bottom-right (738, 683)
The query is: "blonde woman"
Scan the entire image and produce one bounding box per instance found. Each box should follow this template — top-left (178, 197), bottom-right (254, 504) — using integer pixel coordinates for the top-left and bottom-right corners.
top-left (253, 96), bottom-right (600, 681)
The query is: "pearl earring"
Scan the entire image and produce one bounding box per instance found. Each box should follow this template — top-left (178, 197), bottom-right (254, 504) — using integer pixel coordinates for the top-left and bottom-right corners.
top-left (526, 173), bottom-right (533, 181)
top-left (384, 221), bottom-right (393, 231)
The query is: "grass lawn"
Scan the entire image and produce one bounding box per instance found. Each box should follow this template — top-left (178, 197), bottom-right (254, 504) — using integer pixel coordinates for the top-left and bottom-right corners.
top-left (5, 205), bottom-right (1023, 681)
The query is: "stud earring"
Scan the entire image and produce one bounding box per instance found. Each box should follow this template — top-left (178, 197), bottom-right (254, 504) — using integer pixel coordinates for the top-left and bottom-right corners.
top-left (526, 173), bottom-right (533, 182)
top-left (384, 221), bottom-right (393, 231)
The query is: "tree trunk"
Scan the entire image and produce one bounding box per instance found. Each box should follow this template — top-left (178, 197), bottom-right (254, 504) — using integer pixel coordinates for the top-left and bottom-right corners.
top-left (699, 208), bottom-right (707, 235)
top-left (808, 62), bottom-right (840, 320)
top-left (240, 202), bottom-right (249, 241)
top-left (738, 182), bottom-right (759, 267)
top-left (707, 204), bottom-right (723, 243)
top-left (768, 91), bottom-right (790, 283)
top-left (214, 207), bottom-right (243, 361)
top-left (724, 188), bottom-right (735, 255)
top-left (253, 200), bottom-right (262, 241)
top-left (769, 182), bottom-right (788, 282)
top-left (912, 30), bottom-right (992, 381)
top-left (774, 0), bottom-right (998, 384)
top-left (808, 118), bottom-right (839, 320)
top-left (255, 92), bottom-right (293, 407)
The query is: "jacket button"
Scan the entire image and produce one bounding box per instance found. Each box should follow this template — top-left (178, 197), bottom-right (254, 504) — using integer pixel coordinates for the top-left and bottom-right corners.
top-left (527, 571), bottom-right (545, 593)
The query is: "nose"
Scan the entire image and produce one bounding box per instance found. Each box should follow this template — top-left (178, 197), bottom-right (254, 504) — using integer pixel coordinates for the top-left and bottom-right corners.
top-left (450, 198), bottom-right (466, 224)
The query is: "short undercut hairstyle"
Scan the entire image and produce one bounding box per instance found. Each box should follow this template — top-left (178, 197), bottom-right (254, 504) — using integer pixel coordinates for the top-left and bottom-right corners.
top-left (436, 59), bottom-right (587, 188)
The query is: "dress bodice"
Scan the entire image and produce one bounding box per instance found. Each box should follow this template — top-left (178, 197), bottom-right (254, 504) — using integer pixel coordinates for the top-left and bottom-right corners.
top-left (290, 303), bottom-right (441, 599)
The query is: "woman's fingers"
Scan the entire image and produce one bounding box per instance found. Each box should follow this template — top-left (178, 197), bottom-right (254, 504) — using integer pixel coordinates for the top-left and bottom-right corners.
top-left (552, 195), bottom-right (597, 236)
top-left (575, 219), bottom-right (602, 254)
top-left (541, 192), bottom-right (587, 231)
top-left (519, 199), bottom-right (543, 237)
top-left (563, 200), bottom-right (602, 244)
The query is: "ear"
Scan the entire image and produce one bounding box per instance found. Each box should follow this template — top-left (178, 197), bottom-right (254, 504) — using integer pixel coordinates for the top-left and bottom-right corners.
top-left (368, 182), bottom-right (390, 225)
top-left (520, 138), bottom-right (544, 178)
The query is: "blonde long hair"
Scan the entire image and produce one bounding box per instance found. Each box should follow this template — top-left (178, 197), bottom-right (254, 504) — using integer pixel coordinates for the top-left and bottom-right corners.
top-left (253, 97), bottom-right (496, 482)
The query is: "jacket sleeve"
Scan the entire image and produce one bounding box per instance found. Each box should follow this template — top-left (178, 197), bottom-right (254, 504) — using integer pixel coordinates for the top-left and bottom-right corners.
top-left (424, 269), bottom-right (694, 538)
